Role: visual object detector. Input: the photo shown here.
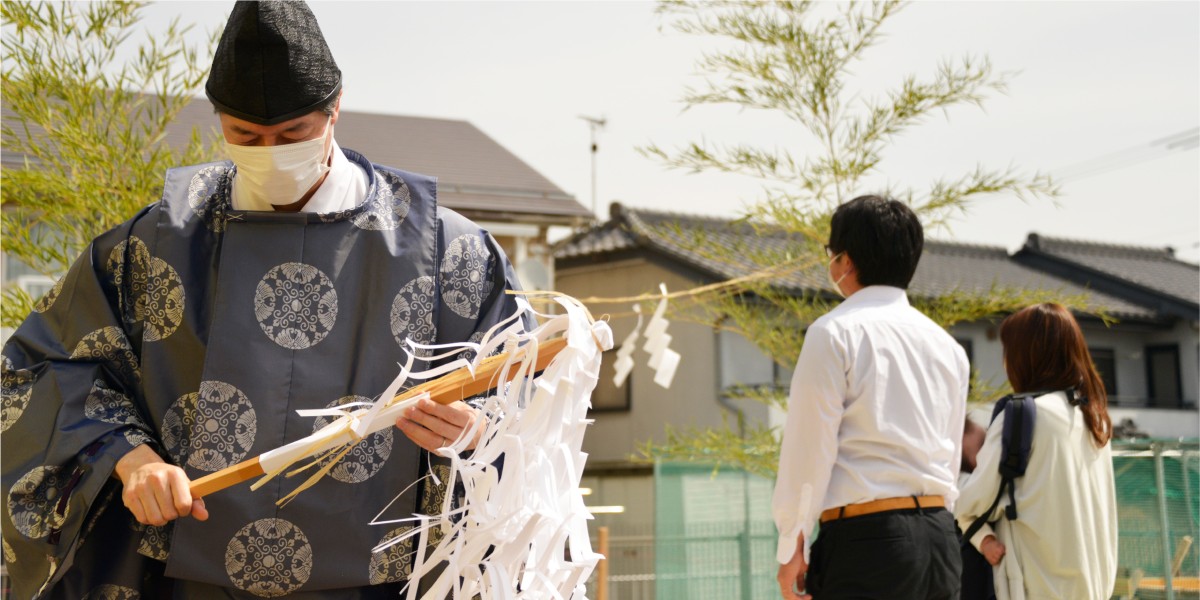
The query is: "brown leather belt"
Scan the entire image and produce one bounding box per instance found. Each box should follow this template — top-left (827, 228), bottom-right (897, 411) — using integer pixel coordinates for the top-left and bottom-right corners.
top-left (820, 495), bottom-right (945, 524)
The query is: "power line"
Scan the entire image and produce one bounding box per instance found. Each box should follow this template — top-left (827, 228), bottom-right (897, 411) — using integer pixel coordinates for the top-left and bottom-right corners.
top-left (1054, 127), bottom-right (1198, 182)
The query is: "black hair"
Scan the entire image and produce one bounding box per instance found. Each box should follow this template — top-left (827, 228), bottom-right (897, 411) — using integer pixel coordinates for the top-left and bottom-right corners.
top-left (827, 195), bottom-right (924, 289)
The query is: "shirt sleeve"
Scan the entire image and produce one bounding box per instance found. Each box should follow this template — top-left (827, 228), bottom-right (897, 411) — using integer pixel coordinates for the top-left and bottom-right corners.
top-left (772, 322), bottom-right (846, 564)
top-left (954, 412), bottom-right (1006, 550)
top-left (946, 349), bottom-right (970, 511)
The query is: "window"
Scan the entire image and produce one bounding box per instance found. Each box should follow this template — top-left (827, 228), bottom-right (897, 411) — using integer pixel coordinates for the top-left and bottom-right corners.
top-left (1089, 348), bottom-right (1118, 402)
top-left (592, 348), bottom-right (631, 412)
top-left (17, 275), bottom-right (57, 300)
top-left (954, 338), bottom-right (974, 367)
top-left (1146, 345), bottom-right (1182, 409)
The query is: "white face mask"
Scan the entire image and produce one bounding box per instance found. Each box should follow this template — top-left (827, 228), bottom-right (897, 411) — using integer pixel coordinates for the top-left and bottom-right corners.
top-left (226, 118), bottom-right (332, 210)
top-left (827, 252), bottom-right (849, 298)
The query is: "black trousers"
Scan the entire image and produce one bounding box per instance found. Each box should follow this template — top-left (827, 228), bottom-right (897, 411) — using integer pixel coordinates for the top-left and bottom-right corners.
top-left (806, 507), bottom-right (961, 600)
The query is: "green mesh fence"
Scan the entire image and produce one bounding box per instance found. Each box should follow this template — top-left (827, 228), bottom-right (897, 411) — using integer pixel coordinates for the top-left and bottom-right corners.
top-left (654, 461), bottom-right (777, 600)
top-left (1111, 441), bottom-right (1199, 599)
top-left (652, 440), bottom-right (1200, 600)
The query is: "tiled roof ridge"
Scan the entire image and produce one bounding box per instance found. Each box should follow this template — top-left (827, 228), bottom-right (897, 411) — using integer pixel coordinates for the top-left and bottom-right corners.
top-left (618, 203), bottom-right (753, 229)
top-left (923, 238), bottom-right (1009, 257)
top-left (1027, 233), bottom-right (1196, 266)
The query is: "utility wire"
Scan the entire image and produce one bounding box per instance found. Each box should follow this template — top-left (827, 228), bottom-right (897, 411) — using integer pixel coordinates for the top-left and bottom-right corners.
top-left (1054, 127), bottom-right (1198, 182)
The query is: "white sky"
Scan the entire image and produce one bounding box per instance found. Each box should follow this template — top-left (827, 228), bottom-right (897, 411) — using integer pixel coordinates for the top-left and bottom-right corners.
top-left (142, 1), bottom-right (1199, 261)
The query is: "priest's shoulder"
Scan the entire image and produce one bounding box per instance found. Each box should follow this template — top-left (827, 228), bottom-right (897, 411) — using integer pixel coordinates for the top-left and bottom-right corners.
top-left (365, 159), bottom-right (436, 205)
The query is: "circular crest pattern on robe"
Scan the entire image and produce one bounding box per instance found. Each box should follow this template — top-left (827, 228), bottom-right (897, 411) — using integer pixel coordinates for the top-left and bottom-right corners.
top-left (254, 263), bottom-right (339, 350)
top-left (187, 165), bottom-right (234, 232)
top-left (7, 465), bottom-right (68, 540)
top-left (420, 464), bottom-right (452, 516)
top-left (440, 234), bottom-right (493, 320)
top-left (133, 521), bottom-right (172, 562)
top-left (311, 395), bottom-right (393, 484)
top-left (225, 518), bottom-right (313, 597)
top-left (107, 237), bottom-right (187, 342)
top-left (368, 526), bottom-right (415, 584)
top-left (70, 327), bottom-right (140, 385)
top-left (390, 275), bottom-right (437, 351)
top-left (84, 379), bottom-right (156, 448)
top-left (1, 356), bottom-right (34, 433)
top-left (161, 382), bottom-right (258, 472)
top-left (351, 169), bottom-right (411, 231)
top-left (82, 584), bottom-right (140, 600)
top-left (32, 274), bottom-right (65, 313)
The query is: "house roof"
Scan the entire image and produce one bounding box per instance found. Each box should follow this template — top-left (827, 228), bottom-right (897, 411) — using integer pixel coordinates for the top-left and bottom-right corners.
top-left (555, 203), bottom-right (1163, 321)
top-left (4, 98), bottom-right (592, 225)
top-left (1020, 234), bottom-right (1199, 308)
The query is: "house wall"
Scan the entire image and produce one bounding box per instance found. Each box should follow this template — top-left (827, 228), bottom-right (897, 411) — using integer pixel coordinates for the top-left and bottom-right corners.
top-left (952, 317), bottom-right (1199, 438)
top-left (562, 253), bottom-right (1199, 455)
top-left (556, 256), bottom-right (770, 467)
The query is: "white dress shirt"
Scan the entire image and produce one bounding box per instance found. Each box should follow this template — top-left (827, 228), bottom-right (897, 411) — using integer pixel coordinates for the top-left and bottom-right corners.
top-left (955, 392), bottom-right (1117, 600)
top-left (772, 285), bottom-right (969, 564)
top-left (231, 139), bottom-right (369, 213)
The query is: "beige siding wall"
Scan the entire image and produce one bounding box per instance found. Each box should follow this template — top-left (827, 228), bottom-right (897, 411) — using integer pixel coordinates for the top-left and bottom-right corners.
top-left (557, 258), bottom-right (730, 466)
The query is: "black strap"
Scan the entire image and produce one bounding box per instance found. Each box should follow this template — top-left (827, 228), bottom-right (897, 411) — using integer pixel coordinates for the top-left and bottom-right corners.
top-left (962, 478), bottom-right (1010, 547)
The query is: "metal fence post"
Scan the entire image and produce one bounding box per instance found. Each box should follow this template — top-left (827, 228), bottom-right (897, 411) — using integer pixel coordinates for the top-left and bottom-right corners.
top-left (1154, 442), bottom-right (1175, 600)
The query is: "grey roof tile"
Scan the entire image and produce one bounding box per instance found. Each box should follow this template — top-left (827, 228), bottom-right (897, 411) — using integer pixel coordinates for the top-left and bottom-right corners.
top-left (4, 98), bottom-right (591, 223)
top-left (556, 204), bottom-right (1160, 320)
top-left (1024, 234), bottom-right (1199, 306)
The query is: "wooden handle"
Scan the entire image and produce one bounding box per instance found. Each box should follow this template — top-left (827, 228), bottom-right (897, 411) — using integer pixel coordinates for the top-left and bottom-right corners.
top-left (189, 457), bottom-right (265, 498)
top-left (187, 336), bottom-right (569, 498)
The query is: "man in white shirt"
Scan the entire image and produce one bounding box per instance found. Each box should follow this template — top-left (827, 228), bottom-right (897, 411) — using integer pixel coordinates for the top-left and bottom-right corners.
top-left (773, 195), bottom-right (969, 600)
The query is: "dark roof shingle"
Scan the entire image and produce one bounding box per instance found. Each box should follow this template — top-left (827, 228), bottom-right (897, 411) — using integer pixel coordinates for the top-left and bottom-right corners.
top-left (556, 203), bottom-right (1162, 321)
top-left (5, 98), bottom-right (591, 224)
top-left (1023, 234), bottom-right (1199, 306)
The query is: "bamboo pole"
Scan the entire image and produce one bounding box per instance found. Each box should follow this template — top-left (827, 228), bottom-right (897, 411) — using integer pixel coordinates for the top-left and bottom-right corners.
top-left (188, 337), bottom-right (568, 498)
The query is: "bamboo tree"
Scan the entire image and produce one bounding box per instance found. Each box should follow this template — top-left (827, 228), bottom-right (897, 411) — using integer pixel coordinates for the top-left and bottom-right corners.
top-left (1, 0), bottom-right (218, 327)
top-left (638, 1), bottom-right (1083, 474)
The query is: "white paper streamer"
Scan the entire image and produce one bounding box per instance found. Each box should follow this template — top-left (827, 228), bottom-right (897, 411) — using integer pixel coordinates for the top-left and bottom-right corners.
top-left (367, 293), bottom-right (613, 600)
top-left (619, 283), bottom-right (680, 389)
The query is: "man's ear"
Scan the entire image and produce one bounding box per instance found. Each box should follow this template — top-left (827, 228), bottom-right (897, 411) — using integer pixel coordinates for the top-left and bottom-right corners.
top-left (330, 90), bottom-right (343, 125)
top-left (842, 254), bottom-right (858, 276)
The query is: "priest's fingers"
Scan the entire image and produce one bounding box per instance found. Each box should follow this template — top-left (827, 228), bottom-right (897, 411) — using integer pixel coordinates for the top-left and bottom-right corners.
top-left (395, 414), bottom-right (445, 453)
top-left (191, 498), bottom-right (209, 522)
top-left (121, 461), bottom-right (193, 526)
top-left (167, 468), bottom-right (198, 520)
top-left (402, 399), bottom-right (461, 439)
top-left (403, 398), bottom-right (482, 450)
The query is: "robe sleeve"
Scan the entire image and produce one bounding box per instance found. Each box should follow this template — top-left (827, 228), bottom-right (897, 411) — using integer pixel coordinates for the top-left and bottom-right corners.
top-left (1, 208), bottom-right (159, 598)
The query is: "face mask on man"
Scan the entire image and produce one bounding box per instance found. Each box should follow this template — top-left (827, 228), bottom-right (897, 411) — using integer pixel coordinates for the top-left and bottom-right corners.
top-left (225, 117), bottom-right (333, 210)
top-left (827, 251), bottom-right (849, 299)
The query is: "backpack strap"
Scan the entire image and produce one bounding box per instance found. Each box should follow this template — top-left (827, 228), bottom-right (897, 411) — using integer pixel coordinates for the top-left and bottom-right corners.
top-left (999, 395), bottom-right (1036, 520)
top-left (961, 392), bottom-right (1039, 546)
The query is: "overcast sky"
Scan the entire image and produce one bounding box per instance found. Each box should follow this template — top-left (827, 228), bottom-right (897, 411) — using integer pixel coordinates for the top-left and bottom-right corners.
top-left (141, 1), bottom-right (1199, 261)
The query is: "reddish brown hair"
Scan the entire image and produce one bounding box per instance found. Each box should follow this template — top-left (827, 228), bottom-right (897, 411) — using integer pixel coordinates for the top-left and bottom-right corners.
top-left (999, 303), bottom-right (1112, 446)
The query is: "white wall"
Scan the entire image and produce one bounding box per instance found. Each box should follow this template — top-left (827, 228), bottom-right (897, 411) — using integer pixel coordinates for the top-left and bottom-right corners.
top-left (951, 318), bottom-right (1200, 438)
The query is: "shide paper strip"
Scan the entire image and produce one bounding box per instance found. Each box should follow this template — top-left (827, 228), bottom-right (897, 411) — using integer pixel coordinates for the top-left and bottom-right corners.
top-left (615, 283), bottom-right (679, 389)
top-left (371, 293), bottom-right (613, 599)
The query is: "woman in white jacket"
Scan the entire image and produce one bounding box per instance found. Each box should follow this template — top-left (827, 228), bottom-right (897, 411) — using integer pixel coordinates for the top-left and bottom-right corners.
top-left (956, 303), bottom-right (1118, 600)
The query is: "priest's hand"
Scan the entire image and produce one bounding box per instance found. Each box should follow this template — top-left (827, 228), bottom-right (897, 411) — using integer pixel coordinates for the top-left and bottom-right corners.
top-left (396, 398), bottom-right (482, 452)
top-left (115, 444), bottom-right (209, 526)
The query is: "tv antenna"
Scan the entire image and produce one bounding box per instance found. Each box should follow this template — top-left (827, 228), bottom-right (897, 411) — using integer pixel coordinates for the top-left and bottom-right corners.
top-left (578, 115), bottom-right (606, 222)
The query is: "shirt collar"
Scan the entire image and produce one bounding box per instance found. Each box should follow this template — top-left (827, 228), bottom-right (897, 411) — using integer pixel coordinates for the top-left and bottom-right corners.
top-left (301, 138), bottom-right (369, 214)
top-left (839, 285), bottom-right (910, 309)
